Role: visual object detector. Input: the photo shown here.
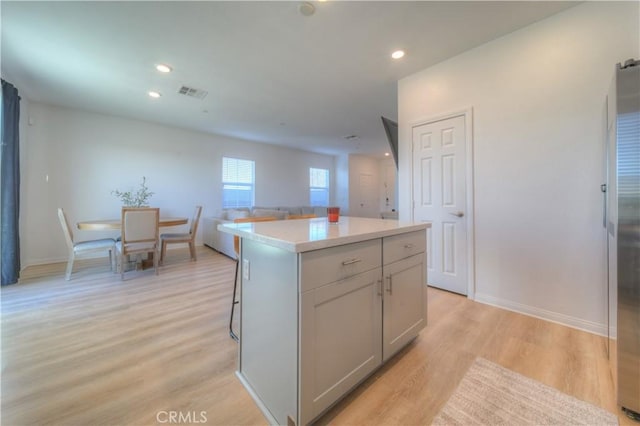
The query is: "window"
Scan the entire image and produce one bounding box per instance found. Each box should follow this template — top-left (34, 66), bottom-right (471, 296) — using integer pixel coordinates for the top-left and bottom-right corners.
top-left (222, 157), bottom-right (255, 208)
top-left (309, 168), bottom-right (329, 206)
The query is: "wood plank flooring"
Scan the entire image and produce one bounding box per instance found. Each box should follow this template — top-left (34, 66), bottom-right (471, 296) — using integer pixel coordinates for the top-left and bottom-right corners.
top-left (1, 247), bottom-right (633, 425)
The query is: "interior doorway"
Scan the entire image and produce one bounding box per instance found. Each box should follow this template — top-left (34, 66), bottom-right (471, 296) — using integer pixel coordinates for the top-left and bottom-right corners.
top-left (411, 111), bottom-right (474, 296)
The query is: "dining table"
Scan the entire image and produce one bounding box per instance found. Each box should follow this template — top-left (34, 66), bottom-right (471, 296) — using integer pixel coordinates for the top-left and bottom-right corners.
top-left (76, 217), bottom-right (188, 271)
top-left (76, 217), bottom-right (188, 231)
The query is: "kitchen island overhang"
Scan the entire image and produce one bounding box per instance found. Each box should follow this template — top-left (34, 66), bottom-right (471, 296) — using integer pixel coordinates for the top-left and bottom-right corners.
top-left (219, 216), bottom-right (430, 426)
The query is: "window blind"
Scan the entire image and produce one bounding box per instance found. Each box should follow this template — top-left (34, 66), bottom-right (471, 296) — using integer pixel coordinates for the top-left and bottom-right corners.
top-left (310, 168), bottom-right (329, 206)
top-left (223, 157), bottom-right (255, 208)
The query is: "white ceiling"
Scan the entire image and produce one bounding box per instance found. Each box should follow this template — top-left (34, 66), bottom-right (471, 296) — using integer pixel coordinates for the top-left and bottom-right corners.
top-left (1, 1), bottom-right (578, 158)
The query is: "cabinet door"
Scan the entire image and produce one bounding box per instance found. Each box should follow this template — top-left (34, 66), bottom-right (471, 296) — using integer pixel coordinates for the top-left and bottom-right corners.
top-left (383, 253), bottom-right (425, 361)
top-left (300, 268), bottom-right (382, 425)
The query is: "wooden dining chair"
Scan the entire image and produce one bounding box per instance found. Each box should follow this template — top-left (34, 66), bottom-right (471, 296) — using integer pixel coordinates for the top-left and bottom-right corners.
top-left (287, 214), bottom-right (317, 220)
top-left (229, 216), bottom-right (278, 341)
top-left (159, 205), bottom-right (202, 265)
top-left (117, 207), bottom-right (160, 280)
top-left (57, 208), bottom-right (117, 280)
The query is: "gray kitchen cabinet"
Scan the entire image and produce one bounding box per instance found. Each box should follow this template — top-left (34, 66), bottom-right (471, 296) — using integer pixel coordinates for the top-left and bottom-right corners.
top-left (382, 230), bottom-right (427, 361)
top-left (382, 253), bottom-right (426, 361)
top-left (300, 268), bottom-right (383, 425)
top-left (220, 218), bottom-right (429, 426)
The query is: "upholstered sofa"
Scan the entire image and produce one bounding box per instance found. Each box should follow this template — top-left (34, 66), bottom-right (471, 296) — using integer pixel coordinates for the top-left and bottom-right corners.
top-left (203, 206), bottom-right (328, 259)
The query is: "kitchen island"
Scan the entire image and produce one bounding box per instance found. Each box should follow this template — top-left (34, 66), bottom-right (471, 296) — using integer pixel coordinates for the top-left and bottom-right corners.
top-left (218, 216), bottom-right (430, 425)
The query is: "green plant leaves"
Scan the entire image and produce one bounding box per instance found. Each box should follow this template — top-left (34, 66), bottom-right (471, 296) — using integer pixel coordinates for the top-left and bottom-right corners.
top-left (111, 176), bottom-right (154, 207)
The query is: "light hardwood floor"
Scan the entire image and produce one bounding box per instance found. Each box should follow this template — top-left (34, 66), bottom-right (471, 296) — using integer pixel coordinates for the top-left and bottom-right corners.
top-left (1, 246), bottom-right (633, 425)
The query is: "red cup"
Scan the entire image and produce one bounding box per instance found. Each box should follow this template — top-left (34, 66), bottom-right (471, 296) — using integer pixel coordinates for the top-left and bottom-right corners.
top-left (327, 207), bottom-right (340, 223)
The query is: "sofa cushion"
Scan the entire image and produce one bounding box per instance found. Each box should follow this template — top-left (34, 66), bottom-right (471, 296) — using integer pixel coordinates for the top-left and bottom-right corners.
top-left (301, 206), bottom-right (315, 215)
top-left (313, 206), bottom-right (328, 217)
top-left (252, 208), bottom-right (289, 220)
top-left (226, 209), bottom-right (250, 221)
top-left (252, 206), bottom-right (271, 212)
top-left (279, 206), bottom-right (303, 216)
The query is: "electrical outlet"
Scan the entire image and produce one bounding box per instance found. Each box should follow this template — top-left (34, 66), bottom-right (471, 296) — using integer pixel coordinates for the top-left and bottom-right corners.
top-left (243, 259), bottom-right (250, 280)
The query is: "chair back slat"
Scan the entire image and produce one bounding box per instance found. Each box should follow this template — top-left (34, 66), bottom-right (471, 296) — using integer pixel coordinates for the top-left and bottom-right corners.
top-left (288, 214), bottom-right (317, 220)
top-left (122, 208), bottom-right (159, 244)
top-left (57, 208), bottom-right (75, 249)
top-left (119, 207), bottom-right (160, 278)
top-left (189, 206), bottom-right (203, 236)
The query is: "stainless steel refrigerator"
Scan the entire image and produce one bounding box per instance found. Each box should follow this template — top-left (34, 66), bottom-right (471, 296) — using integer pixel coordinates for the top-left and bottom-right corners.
top-left (615, 58), bottom-right (640, 420)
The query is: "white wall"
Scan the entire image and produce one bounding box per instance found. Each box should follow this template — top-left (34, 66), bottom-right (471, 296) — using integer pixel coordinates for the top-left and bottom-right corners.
top-left (21, 103), bottom-right (335, 266)
top-left (398, 1), bottom-right (639, 334)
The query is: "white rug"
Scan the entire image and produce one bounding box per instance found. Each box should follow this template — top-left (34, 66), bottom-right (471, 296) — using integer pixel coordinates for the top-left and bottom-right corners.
top-left (432, 357), bottom-right (618, 426)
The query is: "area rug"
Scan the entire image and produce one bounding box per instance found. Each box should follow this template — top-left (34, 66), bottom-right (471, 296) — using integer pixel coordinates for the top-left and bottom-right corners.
top-left (432, 357), bottom-right (618, 425)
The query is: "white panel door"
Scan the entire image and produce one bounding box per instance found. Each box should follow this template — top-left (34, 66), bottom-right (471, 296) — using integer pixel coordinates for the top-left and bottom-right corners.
top-left (382, 163), bottom-right (396, 210)
top-left (412, 115), bottom-right (468, 295)
top-left (353, 172), bottom-right (379, 218)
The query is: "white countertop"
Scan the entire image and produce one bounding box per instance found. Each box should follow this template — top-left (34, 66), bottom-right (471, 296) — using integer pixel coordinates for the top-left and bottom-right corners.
top-left (218, 216), bottom-right (430, 253)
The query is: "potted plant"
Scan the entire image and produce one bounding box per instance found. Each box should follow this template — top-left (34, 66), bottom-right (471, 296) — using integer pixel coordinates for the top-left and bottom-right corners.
top-left (112, 176), bottom-right (154, 207)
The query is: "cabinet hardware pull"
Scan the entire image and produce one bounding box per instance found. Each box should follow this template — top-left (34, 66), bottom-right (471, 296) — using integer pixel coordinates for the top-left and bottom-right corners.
top-left (342, 258), bottom-right (362, 266)
top-left (404, 244), bottom-right (414, 249)
top-left (377, 279), bottom-right (383, 296)
top-left (385, 276), bottom-right (393, 295)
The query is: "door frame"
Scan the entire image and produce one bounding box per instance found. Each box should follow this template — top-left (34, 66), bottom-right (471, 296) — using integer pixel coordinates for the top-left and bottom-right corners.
top-left (410, 108), bottom-right (476, 299)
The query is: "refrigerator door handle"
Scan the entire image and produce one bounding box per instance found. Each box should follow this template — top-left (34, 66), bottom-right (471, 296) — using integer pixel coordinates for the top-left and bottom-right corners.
top-left (601, 183), bottom-right (607, 228)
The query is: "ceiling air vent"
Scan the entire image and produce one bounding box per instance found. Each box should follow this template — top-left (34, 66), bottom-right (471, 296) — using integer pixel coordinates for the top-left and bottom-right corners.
top-left (177, 85), bottom-right (208, 99)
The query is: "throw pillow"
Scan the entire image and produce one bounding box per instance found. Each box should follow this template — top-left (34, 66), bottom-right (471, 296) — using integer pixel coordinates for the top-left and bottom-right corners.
top-left (252, 208), bottom-right (288, 220)
top-left (313, 206), bottom-right (328, 217)
top-left (282, 206), bottom-right (303, 216)
top-left (227, 209), bottom-right (249, 221)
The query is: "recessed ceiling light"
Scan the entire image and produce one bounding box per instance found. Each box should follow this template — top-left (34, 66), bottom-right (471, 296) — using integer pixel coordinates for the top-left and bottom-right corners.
top-left (299, 2), bottom-right (315, 16)
top-left (385, 152), bottom-right (390, 157)
top-left (148, 91), bottom-right (161, 98)
top-left (156, 64), bottom-right (172, 73)
top-left (391, 50), bottom-right (405, 59)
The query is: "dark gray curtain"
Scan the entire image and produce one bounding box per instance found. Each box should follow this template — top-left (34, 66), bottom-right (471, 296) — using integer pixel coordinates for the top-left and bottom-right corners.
top-left (1, 79), bottom-right (21, 286)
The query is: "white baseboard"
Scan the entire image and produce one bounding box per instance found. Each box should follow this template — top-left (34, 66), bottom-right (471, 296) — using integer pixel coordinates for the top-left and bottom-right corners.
top-left (474, 292), bottom-right (608, 337)
top-left (21, 243), bottom-right (204, 270)
top-left (22, 256), bottom-right (67, 269)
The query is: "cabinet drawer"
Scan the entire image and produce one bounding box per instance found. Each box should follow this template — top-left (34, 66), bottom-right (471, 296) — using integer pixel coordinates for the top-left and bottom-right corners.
top-left (383, 230), bottom-right (426, 265)
top-left (300, 239), bottom-right (381, 292)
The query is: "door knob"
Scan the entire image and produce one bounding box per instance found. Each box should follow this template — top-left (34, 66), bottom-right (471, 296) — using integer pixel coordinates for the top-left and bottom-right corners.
top-left (449, 211), bottom-right (464, 218)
